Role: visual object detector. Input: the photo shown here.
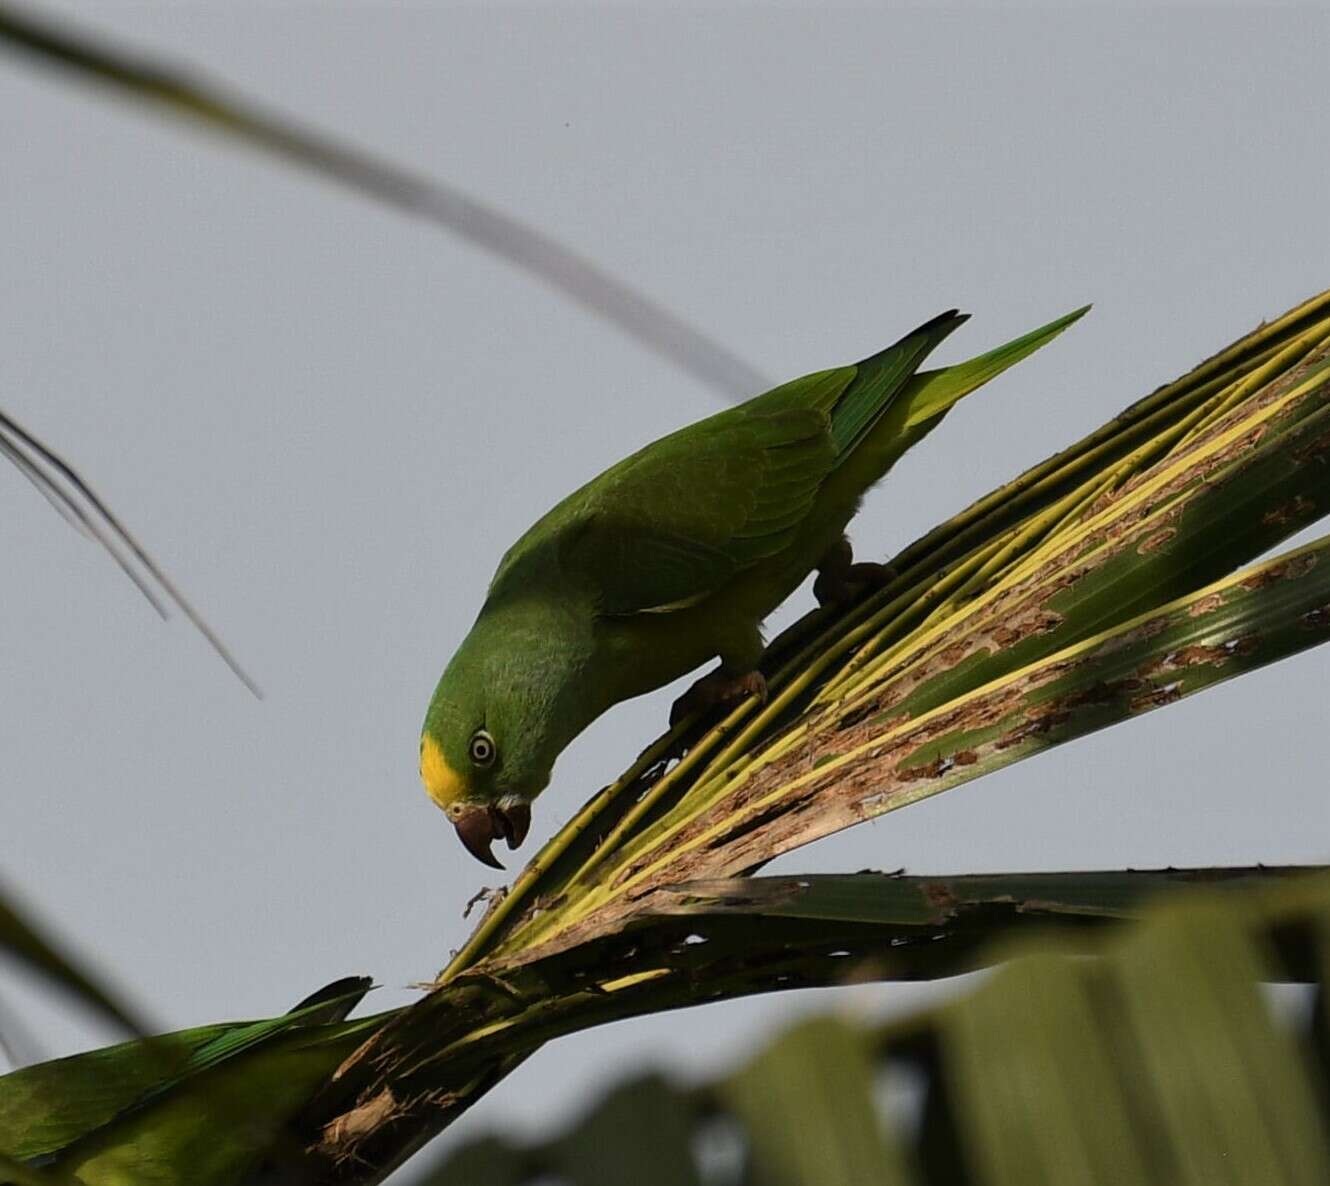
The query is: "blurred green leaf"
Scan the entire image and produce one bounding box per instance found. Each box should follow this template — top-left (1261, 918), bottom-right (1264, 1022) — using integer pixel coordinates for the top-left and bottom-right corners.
top-left (723, 1016), bottom-right (913, 1186)
top-left (550, 1075), bottom-right (702, 1186)
top-left (418, 1137), bottom-right (526, 1186)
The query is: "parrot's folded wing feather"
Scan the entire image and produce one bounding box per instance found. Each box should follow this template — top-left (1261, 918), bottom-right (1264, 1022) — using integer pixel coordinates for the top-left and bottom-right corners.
top-left (0, 979), bottom-right (372, 1162)
top-left (558, 408), bottom-right (838, 615)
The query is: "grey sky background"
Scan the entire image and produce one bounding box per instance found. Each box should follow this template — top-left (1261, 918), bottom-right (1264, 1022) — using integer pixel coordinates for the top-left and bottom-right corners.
top-left (3, 1), bottom-right (1328, 1173)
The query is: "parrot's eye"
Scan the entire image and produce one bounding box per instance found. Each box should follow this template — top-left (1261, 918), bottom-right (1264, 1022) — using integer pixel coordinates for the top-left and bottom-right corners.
top-left (468, 730), bottom-right (497, 768)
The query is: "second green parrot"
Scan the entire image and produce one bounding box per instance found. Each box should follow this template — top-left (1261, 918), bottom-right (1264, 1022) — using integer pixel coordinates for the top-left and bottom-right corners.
top-left (422, 306), bottom-right (1087, 866)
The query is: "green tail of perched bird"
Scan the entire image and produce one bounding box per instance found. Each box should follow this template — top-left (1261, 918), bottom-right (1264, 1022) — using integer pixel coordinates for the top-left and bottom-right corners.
top-left (422, 306), bottom-right (1089, 867)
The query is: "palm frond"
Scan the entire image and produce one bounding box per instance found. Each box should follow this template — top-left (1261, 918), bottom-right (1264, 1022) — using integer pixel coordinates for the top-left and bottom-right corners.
top-left (426, 869), bottom-right (1330, 1186)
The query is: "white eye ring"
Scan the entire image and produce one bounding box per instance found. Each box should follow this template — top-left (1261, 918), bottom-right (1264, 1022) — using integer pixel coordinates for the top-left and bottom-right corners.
top-left (468, 730), bottom-right (497, 768)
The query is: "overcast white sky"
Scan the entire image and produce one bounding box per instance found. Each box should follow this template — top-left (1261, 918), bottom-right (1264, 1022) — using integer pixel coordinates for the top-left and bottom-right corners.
top-left (3, 2), bottom-right (1329, 1176)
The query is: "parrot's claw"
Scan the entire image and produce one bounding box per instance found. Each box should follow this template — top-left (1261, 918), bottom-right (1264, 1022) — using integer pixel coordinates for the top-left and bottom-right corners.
top-left (670, 668), bottom-right (768, 726)
top-left (813, 538), bottom-right (896, 607)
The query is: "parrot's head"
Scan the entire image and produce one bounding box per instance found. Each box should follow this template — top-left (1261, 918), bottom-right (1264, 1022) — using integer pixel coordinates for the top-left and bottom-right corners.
top-left (420, 600), bottom-right (594, 868)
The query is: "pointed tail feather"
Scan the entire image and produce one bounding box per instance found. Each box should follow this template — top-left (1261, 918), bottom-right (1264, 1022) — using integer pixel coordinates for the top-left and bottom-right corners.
top-left (829, 309), bottom-right (971, 460)
top-left (900, 304), bottom-right (1091, 429)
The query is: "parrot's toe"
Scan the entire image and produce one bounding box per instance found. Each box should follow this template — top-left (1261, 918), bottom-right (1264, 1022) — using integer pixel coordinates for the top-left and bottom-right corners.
top-left (813, 541), bottom-right (896, 607)
top-left (670, 668), bottom-right (768, 726)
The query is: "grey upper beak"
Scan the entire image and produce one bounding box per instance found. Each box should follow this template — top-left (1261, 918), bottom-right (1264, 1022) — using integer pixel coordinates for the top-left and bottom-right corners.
top-left (452, 803), bottom-right (532, 868)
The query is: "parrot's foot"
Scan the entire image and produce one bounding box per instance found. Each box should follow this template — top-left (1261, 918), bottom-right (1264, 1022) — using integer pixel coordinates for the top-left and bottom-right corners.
top-left (670, 668), bottom-right (768, 726)
top-left (813, 537), bottom-right (896, 607)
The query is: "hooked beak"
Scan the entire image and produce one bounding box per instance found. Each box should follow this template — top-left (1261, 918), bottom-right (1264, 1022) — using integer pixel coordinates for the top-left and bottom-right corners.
top-left (452, 802), bottom-right (532, 869)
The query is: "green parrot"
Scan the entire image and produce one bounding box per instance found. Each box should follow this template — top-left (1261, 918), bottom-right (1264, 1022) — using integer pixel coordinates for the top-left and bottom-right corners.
top-left (422, 306), bottom-right (1088, 866)
top-left (0, 976), bottom-right (378, 1186)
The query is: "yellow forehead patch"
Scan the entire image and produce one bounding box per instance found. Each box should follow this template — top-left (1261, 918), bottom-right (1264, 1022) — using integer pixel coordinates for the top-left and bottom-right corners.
top-left (420, 734), bottom-right (466, 809)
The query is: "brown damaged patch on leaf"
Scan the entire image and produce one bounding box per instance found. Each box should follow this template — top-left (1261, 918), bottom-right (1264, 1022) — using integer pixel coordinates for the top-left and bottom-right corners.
top-left (318, 1088), bottom-right (399, 1156)
top-left (1262, 494), bottom-right (1317, 526)
top-left (1138, 637), bottom-right (1258, 677)
top-left (992, 610), bottom-right (1063, 647)
top-left (1239, 551), bottom-right (1318, 591)
top-left (1128, 682), bottom-right (1183, 713)
top-left (1188, 591), bottom-right (1226, 618)
top-left (993, 712), bottom-right (1069, 750)
top-left (937, 641), bottom-right (972, 667)
top-left (1293, 428), bottom-right (1330, 466)
top-left (1301, 605), bottom-right (1330, 630)
top-left (921, 880), bottom-right (960, 915)
top-left (1091, 614), bottom-right (1170, 657)
top-left (1166, 347), bottom-right (1330, 472)
top-left (1137, 526), bottom-right (1177, 554)
top-left (537, 665), bottom-right (1185, 956)
top-left (897, 756), bottom-right (952, 782)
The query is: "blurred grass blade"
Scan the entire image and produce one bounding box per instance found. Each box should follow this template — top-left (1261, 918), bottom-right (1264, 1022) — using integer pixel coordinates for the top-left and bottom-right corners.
top-left (722, 1016), bottom-right (914, 1186)
top-left (0, 3), bottom-right (766, 399)
top-left (38, 1023), bottom-right (375, 1186)
top-left (0, 882), bottom-right (145, 1037)
top-left (0, 408), bottom-right (259, 696)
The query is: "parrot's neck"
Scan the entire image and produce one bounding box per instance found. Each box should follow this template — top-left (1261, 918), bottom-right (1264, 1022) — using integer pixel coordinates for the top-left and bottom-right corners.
top-left (473, 594), bottom-right (609, 765)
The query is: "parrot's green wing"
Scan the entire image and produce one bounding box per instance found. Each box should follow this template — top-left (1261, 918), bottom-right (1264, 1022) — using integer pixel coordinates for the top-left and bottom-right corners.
top-left (556, 405), bottom-right (838, 614)
top-left (50, 1021), bottom-right (377, 1186)
top-left (492, 313), bottom-right (968, 616)
top-left (0, 976), bottom-right (373, 1165)
top-left (490, 391), bottom-right (838, 615)
top-left (0, 1021), bottom-right (237, 1164)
